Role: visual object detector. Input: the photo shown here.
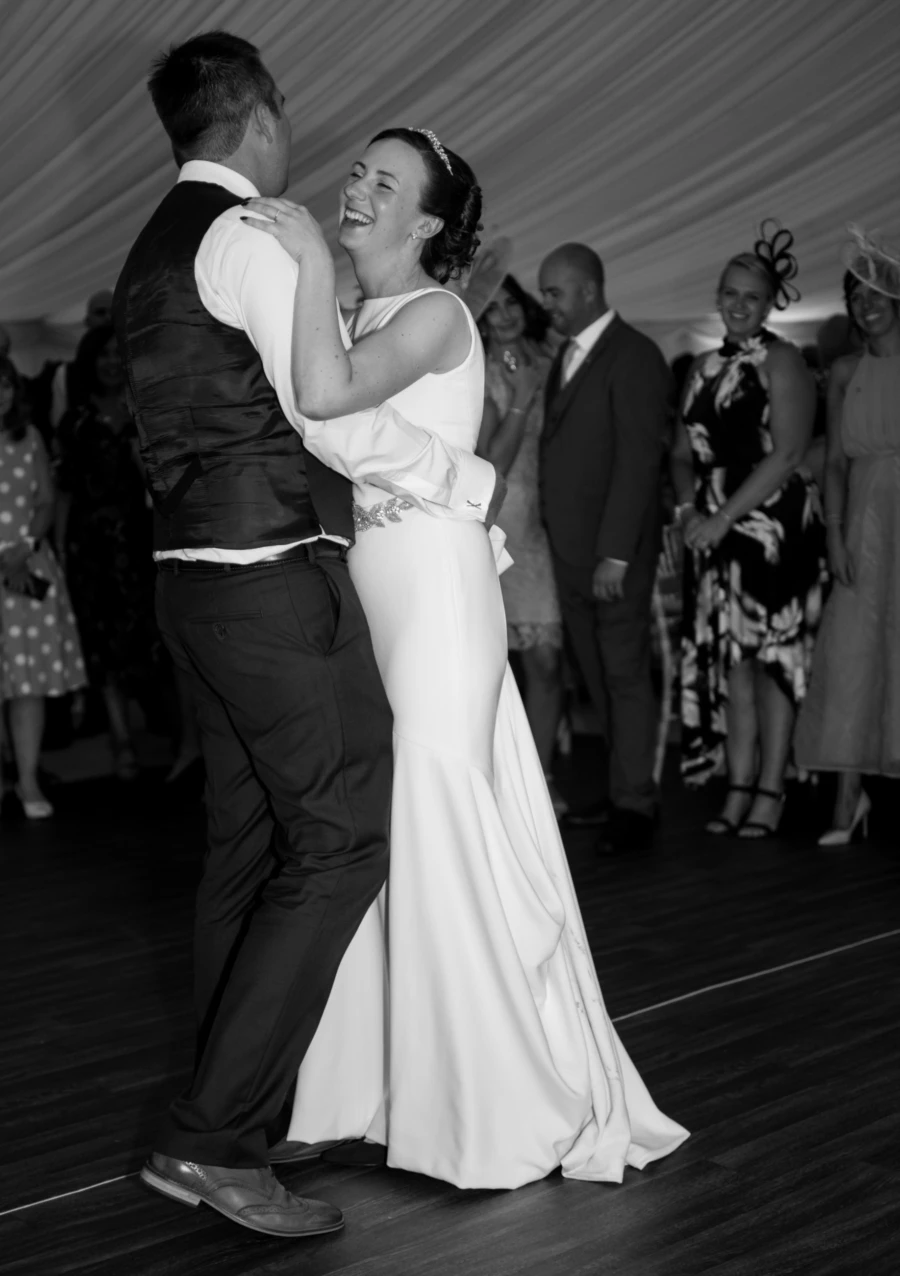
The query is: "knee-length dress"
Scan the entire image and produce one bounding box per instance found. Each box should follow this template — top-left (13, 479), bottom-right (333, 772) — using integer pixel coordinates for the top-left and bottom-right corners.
top-left (0, 426), bottom-right (86, 700)
top-left (795, 352), bottom-right (900, 775)
top-left (484, 354), bottom-right (562, 650)
top-left (680, 330), bottom-right (827, 785)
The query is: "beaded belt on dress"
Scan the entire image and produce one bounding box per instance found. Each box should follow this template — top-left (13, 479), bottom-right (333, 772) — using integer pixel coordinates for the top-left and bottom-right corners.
top-left (353, 497), bottom-right (413, 532)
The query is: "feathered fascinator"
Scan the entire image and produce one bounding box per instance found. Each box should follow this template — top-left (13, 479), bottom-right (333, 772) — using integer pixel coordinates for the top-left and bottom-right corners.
top-left (842, 224), bottom-right (900, 300)
top-left (751, 219), bottom-right (801, 310)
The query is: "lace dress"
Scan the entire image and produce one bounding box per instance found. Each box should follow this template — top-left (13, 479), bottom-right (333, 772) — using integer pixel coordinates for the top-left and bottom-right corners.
top-left (484, 355), bottom-right (562, 650)
top-left (795, 353), bottom-right (900, 775)
top-left (680, 330), bottom-right (827, 785)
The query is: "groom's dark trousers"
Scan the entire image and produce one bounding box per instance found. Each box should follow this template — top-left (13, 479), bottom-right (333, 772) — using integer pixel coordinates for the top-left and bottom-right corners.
top-left (114, 180), bottom-right (392, 1170)
top-left (154, 546), bottom-right (392, 1169)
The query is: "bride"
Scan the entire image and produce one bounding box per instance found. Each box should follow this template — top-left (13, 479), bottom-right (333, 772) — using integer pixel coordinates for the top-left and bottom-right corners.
top-left (243, 128), bottom-right (688, 1190)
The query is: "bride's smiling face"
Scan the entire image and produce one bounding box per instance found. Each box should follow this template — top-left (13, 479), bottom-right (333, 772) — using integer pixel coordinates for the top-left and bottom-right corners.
top-left (338, 138), bottom-right (439, 259)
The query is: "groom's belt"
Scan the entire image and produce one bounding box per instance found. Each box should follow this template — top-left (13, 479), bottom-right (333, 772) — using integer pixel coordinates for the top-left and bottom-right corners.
top-left (156, 541), bottom-right (348, 574)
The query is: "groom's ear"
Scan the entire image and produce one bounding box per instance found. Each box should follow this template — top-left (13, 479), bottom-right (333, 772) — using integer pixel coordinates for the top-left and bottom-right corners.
top-left (416, 215), bottom-right (444, 243)
top-left (252, 100), bottom-right (279, 146)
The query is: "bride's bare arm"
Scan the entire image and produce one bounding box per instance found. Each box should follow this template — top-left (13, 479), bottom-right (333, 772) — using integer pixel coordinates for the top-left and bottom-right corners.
top-left (204, 202), bottom-right (498, 519)
top-left (242, 196), bottom-right (469, 419)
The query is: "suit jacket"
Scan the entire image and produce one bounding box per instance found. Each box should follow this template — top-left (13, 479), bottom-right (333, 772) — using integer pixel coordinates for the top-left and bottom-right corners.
top-left (540, 314), bottom-right (672, 575)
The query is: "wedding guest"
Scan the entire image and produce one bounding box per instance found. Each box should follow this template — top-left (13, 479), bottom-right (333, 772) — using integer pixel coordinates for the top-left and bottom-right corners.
top-left (476, 275), bottom-right (565, 809)
top-left (801, 318), bottom-right (862, 492)
top-left (54, 324), bottom-right (159, 780)
top-left (49, 290), bottom-right (114, 430)
top-left (671, 222), bottom-right (826, 838)
top-left (538, 243), bottom-right (671, 852)
top-left (670, 352), bottom-right (695, 403)
top-left (795, 229), bottom-right (900, 843)
top-left (0, 356), bottom-right (86, 817)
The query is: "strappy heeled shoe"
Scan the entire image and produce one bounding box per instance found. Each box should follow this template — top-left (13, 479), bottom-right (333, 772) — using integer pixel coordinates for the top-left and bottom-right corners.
top-left (705, 783), bottom-right (755, 836)
top-left (818, 790), bottom-right (871, 847)
top-left (738, 786), bottom-right (785, 840)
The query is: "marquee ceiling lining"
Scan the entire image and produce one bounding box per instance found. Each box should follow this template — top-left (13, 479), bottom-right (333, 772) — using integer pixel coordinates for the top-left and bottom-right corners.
top-left (0, 0), bottom-right (897, 354)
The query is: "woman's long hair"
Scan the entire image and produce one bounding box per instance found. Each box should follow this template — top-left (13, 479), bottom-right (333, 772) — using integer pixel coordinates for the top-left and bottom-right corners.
top-left (477, 274), bottom-right (551, 353)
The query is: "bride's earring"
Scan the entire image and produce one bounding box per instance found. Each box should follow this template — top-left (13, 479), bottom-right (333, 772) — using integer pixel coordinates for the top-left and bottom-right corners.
top-left (411, 232), bottom-right (418, 240)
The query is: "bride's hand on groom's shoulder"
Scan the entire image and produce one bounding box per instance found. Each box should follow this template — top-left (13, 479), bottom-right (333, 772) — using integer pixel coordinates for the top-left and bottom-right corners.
top-left (241, 198), bottom-right (330, 264)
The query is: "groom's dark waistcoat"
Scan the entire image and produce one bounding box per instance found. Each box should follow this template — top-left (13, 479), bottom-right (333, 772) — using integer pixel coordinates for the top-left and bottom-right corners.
top-left (113, 180), bottom-right (352, 551)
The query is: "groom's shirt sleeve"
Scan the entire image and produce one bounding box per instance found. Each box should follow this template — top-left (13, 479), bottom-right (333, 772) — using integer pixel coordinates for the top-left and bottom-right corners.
top-left (194, 208), bottom-right (495, 517)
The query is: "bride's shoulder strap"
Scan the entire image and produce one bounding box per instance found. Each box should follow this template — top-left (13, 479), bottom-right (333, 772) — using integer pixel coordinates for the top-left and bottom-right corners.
top-left (381, 287), bottom-right (472, 325)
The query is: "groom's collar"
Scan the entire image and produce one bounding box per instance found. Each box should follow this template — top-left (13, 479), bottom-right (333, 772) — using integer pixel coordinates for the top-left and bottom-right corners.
top-left (177, 160), bottom-right (260, 200)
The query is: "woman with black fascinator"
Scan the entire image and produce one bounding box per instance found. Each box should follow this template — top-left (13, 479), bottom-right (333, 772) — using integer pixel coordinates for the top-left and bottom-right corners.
top-left (795, 227), bottom-right (900, 843)
top-left (670, 221), bottom-right (827, 838)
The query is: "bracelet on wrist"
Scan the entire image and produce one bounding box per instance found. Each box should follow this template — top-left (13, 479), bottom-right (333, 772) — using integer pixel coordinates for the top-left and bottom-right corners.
top-left (674, 502), bottom-right (695, 522)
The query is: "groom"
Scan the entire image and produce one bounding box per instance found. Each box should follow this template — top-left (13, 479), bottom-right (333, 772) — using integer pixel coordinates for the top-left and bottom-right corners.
top-left (114, 31), bottom-right (501, 1238)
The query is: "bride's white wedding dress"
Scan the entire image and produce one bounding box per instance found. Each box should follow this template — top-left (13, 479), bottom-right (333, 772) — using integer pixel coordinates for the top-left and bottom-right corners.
top-left (287, 288), bottom-right (688, 1189)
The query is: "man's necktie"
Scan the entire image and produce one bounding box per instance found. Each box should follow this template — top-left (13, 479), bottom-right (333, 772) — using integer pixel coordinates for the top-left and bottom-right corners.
top-left (560, 338), bottom-right (580, 385)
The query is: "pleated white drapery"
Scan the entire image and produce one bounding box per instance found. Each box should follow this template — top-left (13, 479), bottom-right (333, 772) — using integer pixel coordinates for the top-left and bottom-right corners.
top-left (0, 0), bottom-right (897, 367)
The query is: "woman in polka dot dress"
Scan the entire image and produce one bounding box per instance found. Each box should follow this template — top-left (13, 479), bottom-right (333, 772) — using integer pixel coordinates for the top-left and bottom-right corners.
top-left (0, 356), bottom-right (86, 818)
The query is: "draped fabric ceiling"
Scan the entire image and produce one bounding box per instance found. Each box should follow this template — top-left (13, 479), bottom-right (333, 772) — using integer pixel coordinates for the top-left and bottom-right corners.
top-left (1, 0), bottom-right (897, 370)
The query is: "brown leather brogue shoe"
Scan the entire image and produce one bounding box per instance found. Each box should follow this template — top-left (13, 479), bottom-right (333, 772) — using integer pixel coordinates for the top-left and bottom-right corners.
top-left (140, 1152), bottom-right (344, 1237)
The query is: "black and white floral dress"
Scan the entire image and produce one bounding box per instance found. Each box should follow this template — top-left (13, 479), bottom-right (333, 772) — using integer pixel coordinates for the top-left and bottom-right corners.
top-left (679, 330), bottom-right (827, 785)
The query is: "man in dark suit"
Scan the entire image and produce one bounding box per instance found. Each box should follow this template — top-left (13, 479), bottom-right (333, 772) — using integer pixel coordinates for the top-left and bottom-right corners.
top-left (538, 244), bottom-right (672, 852)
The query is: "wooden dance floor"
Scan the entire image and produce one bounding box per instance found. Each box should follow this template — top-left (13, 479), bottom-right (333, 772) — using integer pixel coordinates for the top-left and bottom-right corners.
top-left (1, 747), bottom-right (898, 1275)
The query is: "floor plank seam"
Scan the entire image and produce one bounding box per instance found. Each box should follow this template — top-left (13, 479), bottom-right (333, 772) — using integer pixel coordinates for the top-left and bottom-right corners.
top-left (3, 924), bottom-right (898, 1223)
top-left (611, 926), bottom-right (900, 1022)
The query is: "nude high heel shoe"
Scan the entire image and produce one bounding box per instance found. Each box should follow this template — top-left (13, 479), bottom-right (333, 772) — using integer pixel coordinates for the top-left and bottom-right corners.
top-left (818, 790), bottom-right (871, 847)
top-left (15, 785), bottom-right (54, 820)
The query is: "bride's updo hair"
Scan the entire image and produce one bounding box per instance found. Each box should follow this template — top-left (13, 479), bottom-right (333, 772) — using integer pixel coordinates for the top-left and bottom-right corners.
top-left (370, 128), bottom-right (483, 284)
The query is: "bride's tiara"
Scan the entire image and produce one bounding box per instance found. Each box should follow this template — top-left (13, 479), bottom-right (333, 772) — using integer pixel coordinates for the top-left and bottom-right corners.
top-left (410, 128), bottom-right (453, 176)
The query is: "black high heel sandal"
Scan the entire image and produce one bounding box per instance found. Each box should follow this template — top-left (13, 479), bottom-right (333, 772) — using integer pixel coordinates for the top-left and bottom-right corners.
top-left (738, 786), bottom-right (786, 840)
top-left (705, 783), bottom-right (755, 836)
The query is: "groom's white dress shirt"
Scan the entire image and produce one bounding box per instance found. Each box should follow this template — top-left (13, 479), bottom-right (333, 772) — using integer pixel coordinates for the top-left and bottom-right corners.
top-left (157, 161), bottom-right (494, 563)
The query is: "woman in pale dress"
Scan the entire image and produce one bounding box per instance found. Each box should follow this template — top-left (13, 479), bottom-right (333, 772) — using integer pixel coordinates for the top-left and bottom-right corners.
top-left (476, 276), bottom-right (565, 810)
top-left (244, 128), bottom-right (687, 1190)
top-left (795, 229), bottom-right (900, 842)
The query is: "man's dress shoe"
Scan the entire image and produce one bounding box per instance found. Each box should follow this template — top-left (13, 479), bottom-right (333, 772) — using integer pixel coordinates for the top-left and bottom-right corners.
top-left (140, 1152), bottom-right (343, 1237)
top-left (320, 1139), bottom-right (387, 1167)
top-left (268, 1137), bottom-right (344, 1165)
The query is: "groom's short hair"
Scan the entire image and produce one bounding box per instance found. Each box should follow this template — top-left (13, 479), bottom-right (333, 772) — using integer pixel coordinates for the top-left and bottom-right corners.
top-left (148, 30), bottom-right (281, 166)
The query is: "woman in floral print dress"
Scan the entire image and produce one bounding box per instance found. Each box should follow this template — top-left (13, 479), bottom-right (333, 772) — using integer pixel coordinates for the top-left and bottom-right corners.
top-left (670, 225), bottom-right (827, 837)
